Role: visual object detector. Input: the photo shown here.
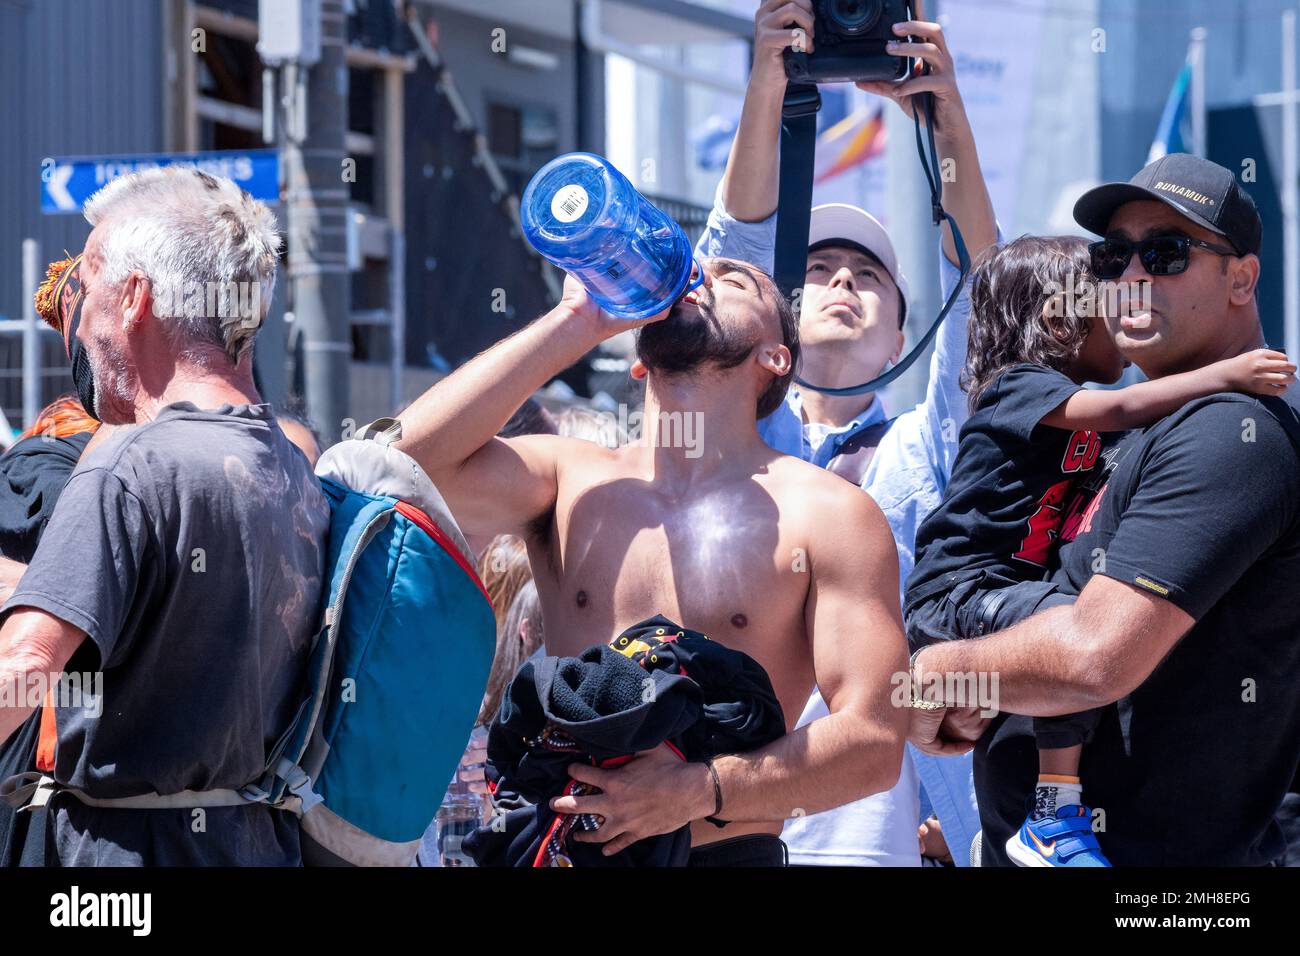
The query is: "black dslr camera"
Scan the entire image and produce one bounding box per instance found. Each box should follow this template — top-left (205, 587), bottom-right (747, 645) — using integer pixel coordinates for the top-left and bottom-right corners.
top-left (784, 0), bottom-right (914, 84)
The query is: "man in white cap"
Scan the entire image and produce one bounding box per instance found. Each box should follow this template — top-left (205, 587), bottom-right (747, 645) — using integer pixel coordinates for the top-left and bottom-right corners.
top-left (693, 1), bottom-right (998, 865)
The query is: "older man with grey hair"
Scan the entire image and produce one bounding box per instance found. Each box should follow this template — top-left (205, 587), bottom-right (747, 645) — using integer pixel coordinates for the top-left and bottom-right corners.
top-left (0, 167), bottom-right (328, 866)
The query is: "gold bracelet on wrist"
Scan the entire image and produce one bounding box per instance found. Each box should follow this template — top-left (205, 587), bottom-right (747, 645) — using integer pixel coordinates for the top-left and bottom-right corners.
top-left (908, 647), bottom-right (946, 711)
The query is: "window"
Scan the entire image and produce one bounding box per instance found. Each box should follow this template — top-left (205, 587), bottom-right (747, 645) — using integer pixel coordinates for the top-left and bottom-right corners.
top-left (487, 99), bottom-right (559, 194)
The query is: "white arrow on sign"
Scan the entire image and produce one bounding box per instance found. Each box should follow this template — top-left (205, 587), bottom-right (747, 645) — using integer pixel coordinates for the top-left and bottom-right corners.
top-left (46, 165), bottom-right (76, 211)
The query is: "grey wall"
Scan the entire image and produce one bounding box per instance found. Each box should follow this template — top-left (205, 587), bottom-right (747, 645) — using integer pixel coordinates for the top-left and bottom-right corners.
top-left (0, 0), bottom-right (165, 323)
top-left (429, 4), bottom-right (590, 159)
top-left (0, 0), bottom-right (164, 420)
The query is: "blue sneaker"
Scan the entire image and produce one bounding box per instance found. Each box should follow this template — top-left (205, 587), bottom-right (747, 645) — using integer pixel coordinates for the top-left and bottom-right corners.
top-left (1005, 805), bottom-right (1111, 867)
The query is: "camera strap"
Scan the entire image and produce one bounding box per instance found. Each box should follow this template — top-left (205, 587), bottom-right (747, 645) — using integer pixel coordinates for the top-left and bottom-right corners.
top-left (775, 84), bottom-right (973, 397)
top-left (774, 82), bottom-right (823, 302)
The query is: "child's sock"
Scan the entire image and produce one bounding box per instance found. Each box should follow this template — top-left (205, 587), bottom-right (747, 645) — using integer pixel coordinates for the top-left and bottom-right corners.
top-left (1031, 774), bottom-right (1083, 820)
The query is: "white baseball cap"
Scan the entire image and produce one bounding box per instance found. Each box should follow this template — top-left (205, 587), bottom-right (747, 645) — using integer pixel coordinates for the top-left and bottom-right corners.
top-left (807, 203), bottom-right (910, 320)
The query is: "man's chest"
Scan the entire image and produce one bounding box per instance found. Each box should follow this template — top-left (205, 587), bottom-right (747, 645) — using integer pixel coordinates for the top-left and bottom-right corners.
top-left (530, 480), bottom-right (811, 688)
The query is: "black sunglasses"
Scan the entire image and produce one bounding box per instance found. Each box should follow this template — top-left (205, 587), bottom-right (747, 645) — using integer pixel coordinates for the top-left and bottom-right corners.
top-left (1088, 234), bottom-right (1239, 280)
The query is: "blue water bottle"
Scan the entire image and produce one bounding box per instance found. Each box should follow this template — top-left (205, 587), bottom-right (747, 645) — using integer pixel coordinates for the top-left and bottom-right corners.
top-left (521, 153), bottom-right (703, 319)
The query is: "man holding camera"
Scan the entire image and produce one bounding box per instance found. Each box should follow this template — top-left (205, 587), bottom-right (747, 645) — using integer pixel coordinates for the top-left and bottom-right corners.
top-left (693, 0), bottom-right (998, 865)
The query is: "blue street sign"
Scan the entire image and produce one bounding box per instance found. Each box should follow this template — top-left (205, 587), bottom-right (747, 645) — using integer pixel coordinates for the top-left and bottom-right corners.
top-left (40, 150), bottom-right (280, 214)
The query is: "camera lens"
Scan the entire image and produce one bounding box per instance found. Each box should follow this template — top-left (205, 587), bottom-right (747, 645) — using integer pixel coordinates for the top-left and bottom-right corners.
top-left (826, 0), bottom-right (883, 36)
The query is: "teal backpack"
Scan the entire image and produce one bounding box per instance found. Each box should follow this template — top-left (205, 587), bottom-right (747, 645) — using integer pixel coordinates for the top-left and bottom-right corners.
top-left (263, 418), bottom-right (496, 865)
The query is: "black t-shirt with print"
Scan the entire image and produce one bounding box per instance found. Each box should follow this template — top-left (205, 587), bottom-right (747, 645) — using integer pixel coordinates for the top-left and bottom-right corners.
top-left (905, 363), bottom-right (1101, 612)
top-left (975, 392), bottom-right (1300, 866)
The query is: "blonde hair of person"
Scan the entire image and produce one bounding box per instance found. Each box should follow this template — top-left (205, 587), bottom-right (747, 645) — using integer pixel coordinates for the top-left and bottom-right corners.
top-left (478, 580), bottom-right (544, 726)
top-left (475, 534), bottom-right (532, 639)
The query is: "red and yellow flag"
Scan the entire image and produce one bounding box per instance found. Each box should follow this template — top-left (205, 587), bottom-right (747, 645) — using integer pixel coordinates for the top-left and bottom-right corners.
top-left (815, 106), bottom-right (887, 185)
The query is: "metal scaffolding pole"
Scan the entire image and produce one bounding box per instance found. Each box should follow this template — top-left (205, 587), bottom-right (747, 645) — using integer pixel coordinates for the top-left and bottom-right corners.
top-left (1283, 10), bottom-right (1299, 363)
top-left (285, 0), bottom-right (351, 446)
top-left (22, 239), bottom-right (41, 429)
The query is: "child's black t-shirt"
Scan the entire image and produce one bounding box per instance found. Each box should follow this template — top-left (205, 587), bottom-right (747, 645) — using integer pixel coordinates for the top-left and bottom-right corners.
top-left (904, 363), bottom-right (1101, 612)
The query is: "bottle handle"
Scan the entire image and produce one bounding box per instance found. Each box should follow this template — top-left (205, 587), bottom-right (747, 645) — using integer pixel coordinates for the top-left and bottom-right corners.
top-left (683, 258), bottom-right (705, 297)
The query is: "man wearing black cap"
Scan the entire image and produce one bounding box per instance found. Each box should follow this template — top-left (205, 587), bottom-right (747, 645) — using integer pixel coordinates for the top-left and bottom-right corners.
top-left (910, 152), bottom-right (1300, 866)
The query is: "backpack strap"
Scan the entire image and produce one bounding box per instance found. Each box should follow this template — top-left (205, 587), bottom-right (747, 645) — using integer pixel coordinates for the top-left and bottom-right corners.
top-left (0, 770), bottom-right (318, 813)
top-left (355, 417), bottom-right (403, 447)
top-left (247, 500), bottom-right (395, 808)
top-left (320, 419), bottom-right (475, 566)
top-left (825, 419), bottom-right (894, 487)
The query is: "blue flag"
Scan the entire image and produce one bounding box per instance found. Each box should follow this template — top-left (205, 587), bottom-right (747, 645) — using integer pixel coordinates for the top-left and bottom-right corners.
top-left (1148, 60), bottom-right (1193, 163)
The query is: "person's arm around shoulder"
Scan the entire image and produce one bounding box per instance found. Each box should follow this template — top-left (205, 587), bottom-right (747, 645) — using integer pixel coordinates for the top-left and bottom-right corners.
top-left (395, 277), bottom-right (665, 540)
top-left (1041, 348), bottom-right (1296, 433)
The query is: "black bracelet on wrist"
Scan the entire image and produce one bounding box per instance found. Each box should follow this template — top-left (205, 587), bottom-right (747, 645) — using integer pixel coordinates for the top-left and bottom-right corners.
top-left (704, 758), bottom-right (729, 829)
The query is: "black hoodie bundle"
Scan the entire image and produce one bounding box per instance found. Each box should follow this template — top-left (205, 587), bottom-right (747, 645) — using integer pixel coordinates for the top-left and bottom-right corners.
top-left (0, 433), bottom-right (92, 562)
top-left (464, 615), bottom-right (785, 867)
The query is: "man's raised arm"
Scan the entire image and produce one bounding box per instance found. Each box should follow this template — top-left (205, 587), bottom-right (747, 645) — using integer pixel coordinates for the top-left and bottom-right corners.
top-left (860, 15), bottom-right (998, 475)
top-left (395, 278), bottom-right (663, 539)
top-left (716, 0), bottom-right (815, 227)
top-left (913, 576), bottom-right (1193, 723)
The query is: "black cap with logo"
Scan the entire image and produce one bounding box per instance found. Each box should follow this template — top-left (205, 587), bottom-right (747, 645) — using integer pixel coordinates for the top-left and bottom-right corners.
top-left (1073, 153), bottom-right (1262, 256)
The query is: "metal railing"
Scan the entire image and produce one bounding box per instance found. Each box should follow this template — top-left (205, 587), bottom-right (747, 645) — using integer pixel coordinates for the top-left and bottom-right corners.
top-left (643, 193), bottom-right (712, 249)
top-left (0, 240), bottom-right (67, 438)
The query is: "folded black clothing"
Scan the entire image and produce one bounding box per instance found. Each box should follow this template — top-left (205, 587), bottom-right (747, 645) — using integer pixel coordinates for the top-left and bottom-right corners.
top-left (0, 432), bottom-right (91, 563)
top-left (612, 617), bottom-right (787, 761)
top-left (466, 615), bottom-right (785, 867)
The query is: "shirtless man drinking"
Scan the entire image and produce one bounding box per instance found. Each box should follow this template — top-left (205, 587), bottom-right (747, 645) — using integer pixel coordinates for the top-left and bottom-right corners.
top-left (396, 258), bottom-right (913, 866)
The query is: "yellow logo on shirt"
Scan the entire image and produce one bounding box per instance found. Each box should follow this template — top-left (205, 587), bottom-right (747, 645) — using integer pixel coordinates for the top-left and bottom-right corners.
top-left (1134, 576), bottom-right (1170, 597)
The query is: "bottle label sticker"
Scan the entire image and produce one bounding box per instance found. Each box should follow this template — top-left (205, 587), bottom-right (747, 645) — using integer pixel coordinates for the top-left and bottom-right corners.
top-left (551, 185), bottom-right (589, 223)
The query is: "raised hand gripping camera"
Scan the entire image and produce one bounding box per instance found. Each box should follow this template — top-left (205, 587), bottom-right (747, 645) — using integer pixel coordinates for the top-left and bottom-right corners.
top-left (784, 0), bottom-right (915, 84)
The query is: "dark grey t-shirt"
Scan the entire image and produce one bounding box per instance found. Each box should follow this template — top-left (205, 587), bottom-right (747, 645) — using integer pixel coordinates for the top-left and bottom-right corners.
top-left (3, 402), bottom-right (329, 866)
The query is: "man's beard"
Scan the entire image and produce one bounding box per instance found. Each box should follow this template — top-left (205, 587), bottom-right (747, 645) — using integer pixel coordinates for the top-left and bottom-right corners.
top-left (635, 287), bottom-right (759, 378)
top-left (89, 334), bottom-right (138, 424)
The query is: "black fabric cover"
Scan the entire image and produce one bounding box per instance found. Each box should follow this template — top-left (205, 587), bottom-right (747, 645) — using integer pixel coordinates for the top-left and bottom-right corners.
top-left (0, 433), bottom-right (92, 563)
top-left (466, 615), bottom-right (785, 867)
